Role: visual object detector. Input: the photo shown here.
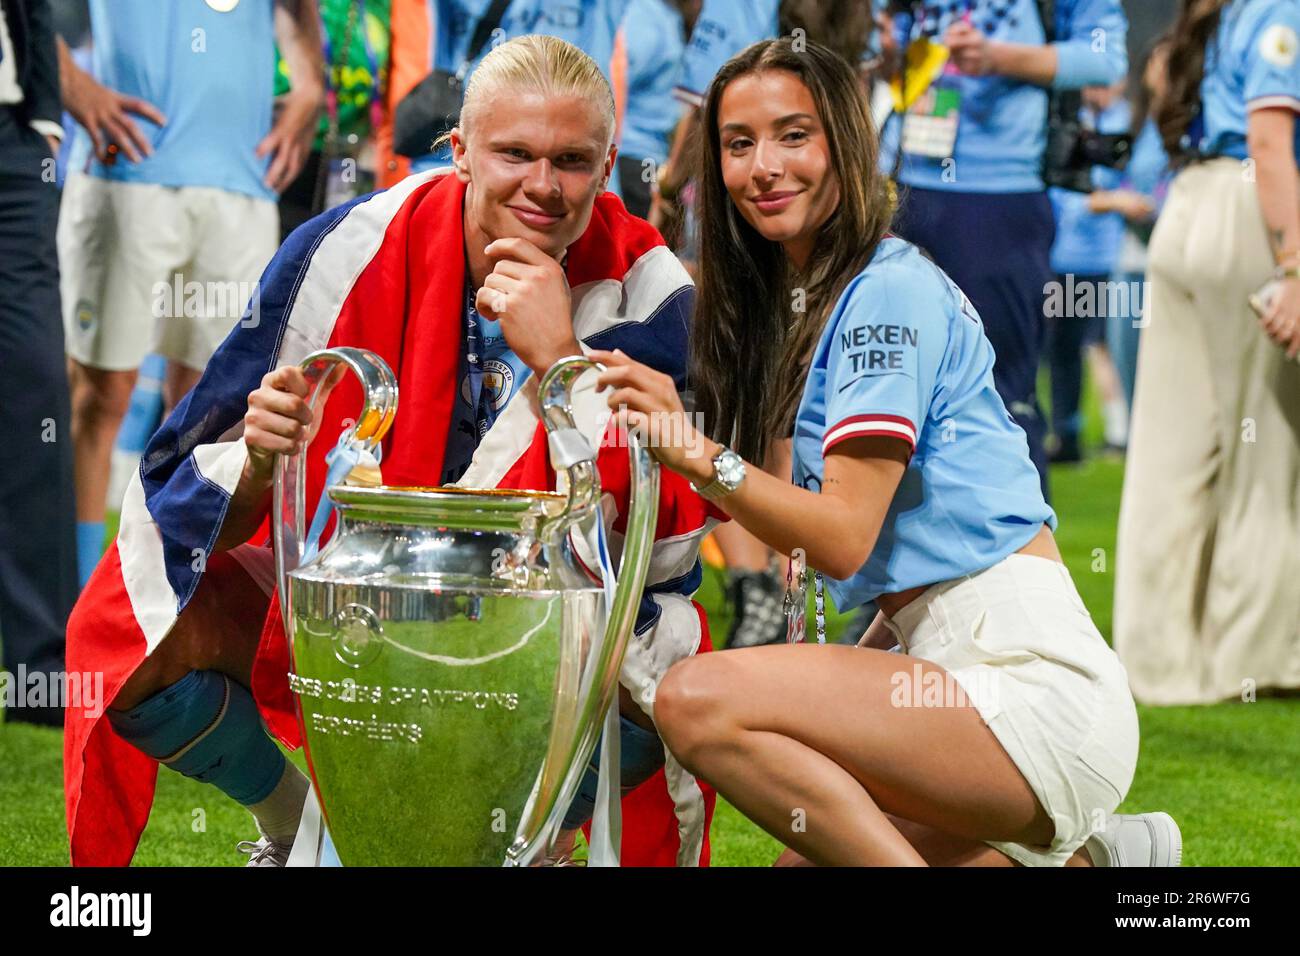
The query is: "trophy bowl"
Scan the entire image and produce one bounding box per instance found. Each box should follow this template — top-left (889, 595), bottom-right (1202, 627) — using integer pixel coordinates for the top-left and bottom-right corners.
top-left (273, 349), bottom-right (659, 866)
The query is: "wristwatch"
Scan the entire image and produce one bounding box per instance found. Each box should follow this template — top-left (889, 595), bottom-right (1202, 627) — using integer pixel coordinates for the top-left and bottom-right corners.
top-left (693, 447), bottom-right (746, 501)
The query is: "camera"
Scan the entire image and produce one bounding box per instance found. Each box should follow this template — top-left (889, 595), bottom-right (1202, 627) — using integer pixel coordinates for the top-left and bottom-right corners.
top-left (1044, 94), bottom-right (1134, 194)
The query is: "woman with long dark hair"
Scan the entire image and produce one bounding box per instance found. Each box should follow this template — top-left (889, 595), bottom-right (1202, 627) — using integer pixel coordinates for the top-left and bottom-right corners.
top-left (1115, 0), bottom-right (1300, 705)
top-left (592, 38), bottom-right (1178, 866)
top-left (654, 0), bottom-right (880, 653)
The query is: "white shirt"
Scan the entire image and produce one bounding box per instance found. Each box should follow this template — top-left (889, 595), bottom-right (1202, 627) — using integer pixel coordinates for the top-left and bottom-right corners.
top-left (0, 4), bottom-right (23, 105)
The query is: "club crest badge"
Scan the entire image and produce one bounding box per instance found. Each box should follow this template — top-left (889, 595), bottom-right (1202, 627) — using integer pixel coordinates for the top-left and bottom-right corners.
top-left (482, 359), bottom-right (515, 411)
top-left (74, 299), bottom-right (97, 333)
top-left (1260, 24), bottom-right (1299, 69)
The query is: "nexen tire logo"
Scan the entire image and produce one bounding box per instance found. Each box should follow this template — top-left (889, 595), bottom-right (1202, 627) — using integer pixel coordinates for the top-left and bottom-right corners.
top-left (49, 887), bottom-right (151, 936)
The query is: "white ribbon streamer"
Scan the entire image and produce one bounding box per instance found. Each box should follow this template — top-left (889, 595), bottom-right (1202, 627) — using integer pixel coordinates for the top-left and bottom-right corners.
top-left (584, 509), bottom-right (622, 867)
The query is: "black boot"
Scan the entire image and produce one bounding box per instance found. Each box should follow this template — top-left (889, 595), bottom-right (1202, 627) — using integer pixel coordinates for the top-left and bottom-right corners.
top-left (724, 569), bottom-right (787, 649)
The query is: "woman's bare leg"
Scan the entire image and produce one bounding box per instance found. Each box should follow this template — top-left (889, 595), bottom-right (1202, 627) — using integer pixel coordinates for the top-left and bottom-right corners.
top-left (656, 644), bottom-right (1056, 866)
top-left (774, 817), bottom-right (1093, 867)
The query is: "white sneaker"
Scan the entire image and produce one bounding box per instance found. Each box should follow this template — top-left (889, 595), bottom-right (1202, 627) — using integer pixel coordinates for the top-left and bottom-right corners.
top-left (238, 836), bottom-right (293, 867)
top-left (1085, 812), bottom-right (1182, 867)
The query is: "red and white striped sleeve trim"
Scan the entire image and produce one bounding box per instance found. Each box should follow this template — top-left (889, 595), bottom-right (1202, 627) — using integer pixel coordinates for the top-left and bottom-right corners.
top-left (822, 414), bottom-right (918, 456)
top-left (1248, 94), bottom-right (1300, 114)
top-left (672, 86), bottom-right (705, 109)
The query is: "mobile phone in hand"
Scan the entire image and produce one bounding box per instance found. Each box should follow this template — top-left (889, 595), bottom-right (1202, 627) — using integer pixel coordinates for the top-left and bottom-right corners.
top-left (1248, 278), bottom-right (1280, 320)
top-left (1249, 278), bottom-right (1300, 362)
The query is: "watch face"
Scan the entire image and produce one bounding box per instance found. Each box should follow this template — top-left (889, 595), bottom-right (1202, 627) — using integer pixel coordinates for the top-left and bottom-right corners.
top-left (715, 450), bottom-right (746, 488)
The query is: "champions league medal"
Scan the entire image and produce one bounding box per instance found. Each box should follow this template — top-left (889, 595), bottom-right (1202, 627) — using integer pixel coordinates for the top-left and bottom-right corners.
top-left (273, 348), bottom-right (660, 865)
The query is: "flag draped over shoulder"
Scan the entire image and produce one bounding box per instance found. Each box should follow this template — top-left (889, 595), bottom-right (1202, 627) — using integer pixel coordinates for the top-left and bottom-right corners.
top-left (64, 170), bottom-right (720, 868)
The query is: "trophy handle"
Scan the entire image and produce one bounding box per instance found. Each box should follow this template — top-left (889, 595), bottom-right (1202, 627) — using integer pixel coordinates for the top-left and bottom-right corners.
top-left (271, 347), bottom-right (398, 635)
top-left (505, 356), bottom-right (661, 865)
top-left (536, 356), bottom-right (603, 527)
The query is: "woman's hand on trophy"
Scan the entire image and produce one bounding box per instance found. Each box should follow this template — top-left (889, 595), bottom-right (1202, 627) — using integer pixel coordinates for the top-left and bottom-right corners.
top-left (590, 349), bottom-right (719, 484)
top-left (479, 237), bottom-right (583, 378)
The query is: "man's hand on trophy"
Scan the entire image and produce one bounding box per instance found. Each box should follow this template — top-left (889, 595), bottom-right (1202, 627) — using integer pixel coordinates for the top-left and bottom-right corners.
top-left (590, 349), bottom-right (720, 485)
top-left (478, 237), bottom-right (583, 378)
top-left (243, 365), bottom-right (346, 480)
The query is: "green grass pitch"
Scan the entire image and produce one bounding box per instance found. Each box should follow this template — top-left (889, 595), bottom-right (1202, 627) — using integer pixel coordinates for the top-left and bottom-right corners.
top-left (1, 455), bottom-right (1297, 866)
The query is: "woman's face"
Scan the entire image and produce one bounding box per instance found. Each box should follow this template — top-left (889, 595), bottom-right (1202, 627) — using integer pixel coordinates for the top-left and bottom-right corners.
top-left (717, 70), bottom-right (840, 267)
top-left (452, 88), bottom-right (615, 261)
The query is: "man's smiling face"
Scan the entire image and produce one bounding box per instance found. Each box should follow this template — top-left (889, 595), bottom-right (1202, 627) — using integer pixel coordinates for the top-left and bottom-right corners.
top-left (453, 89), bottom-right (616, 262)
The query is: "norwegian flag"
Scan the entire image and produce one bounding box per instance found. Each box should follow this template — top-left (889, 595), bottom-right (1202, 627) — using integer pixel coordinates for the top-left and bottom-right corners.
top-left (64, 170), bottom-right (721, 867)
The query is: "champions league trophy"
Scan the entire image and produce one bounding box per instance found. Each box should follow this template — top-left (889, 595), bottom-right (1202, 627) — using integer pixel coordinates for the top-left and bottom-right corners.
top-left (272, 348), bottom-right (660, 866)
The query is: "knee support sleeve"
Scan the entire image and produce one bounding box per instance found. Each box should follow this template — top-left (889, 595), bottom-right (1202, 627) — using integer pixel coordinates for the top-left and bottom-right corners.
top-left (107, 669), bottom-right (285, 806)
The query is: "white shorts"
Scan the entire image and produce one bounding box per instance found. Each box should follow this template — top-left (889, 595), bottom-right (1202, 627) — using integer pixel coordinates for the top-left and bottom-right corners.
top-left (882, 553), bottom-right (1139, 867)
top-left (58, 174), bottom-right (278, 371)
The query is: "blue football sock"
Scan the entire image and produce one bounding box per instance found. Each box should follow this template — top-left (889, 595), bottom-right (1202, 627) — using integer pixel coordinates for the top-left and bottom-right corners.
top-left (108, 670), bottom-right (286, 807)
top-left (76, 521), bottom-right (105, 588)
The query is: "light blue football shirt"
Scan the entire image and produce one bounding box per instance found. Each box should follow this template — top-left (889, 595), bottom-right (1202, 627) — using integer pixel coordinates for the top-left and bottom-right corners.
top-left (1122, 117), bottom-right (1171, 206)
top-left (442, 284), bottom-right (532, 484)
top-left (673, 0), bottom-right (779, 107)
top-left (879, 0), bottom-right (1128, 194)
top-left (791, 237), bottom-right (1057, 608)
top-left (1200, 0), bottom-right (1300, 163)
top-left (675, 0), bottom-right (892, 103)
top-left (621, 0), bottom-right (687, 165)
top-left (413, 0), bottom-right (630, 171)
top-left (68, 0), bottom-right (277, 201)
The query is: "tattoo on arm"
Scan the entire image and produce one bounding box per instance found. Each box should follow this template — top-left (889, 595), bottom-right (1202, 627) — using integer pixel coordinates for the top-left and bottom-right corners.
top-left (1270, 229), bottom-right (1287, 256)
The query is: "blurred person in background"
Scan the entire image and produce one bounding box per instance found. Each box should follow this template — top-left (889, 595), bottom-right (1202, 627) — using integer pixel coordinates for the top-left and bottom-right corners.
top-left (1115, 0), bottom-right (1300, 704)
top-left (0, 0), bottom-right (77, 726)
top-left (655, 0), bottom-right (877, 650)
top-left (1046, 78), bottom-right (1132, 461)
top-left (1088, 35), bottom-right (1172, 414)
top-left (882, 0), bottom-right (1129, 497)
top-left (614, 0), bottom-right (699, 219)
top-left (393, 0), bottom-right (630, 171)
top-left (57, 0), bottom-right (324, 587)
top-left (277, 0), bottom-right (391, 238)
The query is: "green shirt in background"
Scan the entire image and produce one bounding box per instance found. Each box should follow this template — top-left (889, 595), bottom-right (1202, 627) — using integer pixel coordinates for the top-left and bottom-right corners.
top-left (274, 0), bottom-right (391, 151)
